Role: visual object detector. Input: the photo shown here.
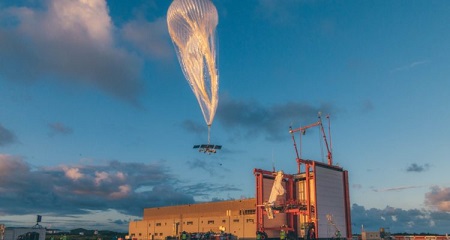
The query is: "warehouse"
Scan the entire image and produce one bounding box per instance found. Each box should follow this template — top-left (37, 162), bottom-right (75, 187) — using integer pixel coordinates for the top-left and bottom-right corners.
top-left (128, 198), bottom-right (257, 239)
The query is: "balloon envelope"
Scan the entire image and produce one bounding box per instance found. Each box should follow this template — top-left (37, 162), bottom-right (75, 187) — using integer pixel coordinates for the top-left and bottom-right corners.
top-left (167, 0), bottom-right (219, 127)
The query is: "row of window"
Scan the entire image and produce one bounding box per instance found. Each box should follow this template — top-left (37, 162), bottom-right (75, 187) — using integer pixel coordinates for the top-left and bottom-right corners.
top-left (145, 209), bottom-right (256, 227)
top-left (137, 219), bottom-right (255, 237)
top-left (149, 233), bottom-right (164, 236)
top-left (148, 218), bottom-right (254, 227)
top-left (240, 209), bottom-right (256, 215)
top-left (136, 233), bottom-right (164, 237)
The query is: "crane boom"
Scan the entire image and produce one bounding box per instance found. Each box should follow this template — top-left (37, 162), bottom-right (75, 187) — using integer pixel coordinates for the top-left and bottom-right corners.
top-left (289, 113), bottom-right (333, 165)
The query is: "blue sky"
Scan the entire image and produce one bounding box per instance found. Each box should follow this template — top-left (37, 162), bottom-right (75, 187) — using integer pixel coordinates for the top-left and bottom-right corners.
top-left (1, 0), bottom-right (450, 234)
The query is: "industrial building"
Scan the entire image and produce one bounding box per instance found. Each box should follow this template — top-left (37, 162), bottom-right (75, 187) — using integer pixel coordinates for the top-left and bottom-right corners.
top-left (1, 216), bottom-right (46, 240)
top-left (0, 225), bottom-right (46, 240)
top-left (129, 163), bottom-right (351, 240)
top-left (129, 115), bottom-right (352, 239)
top-left (128, 199), bottom-right (257, 239)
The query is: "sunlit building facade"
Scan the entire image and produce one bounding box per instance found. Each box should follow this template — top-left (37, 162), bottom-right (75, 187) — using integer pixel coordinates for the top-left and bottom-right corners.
top-left (128, 199), bottom-right (257, 240)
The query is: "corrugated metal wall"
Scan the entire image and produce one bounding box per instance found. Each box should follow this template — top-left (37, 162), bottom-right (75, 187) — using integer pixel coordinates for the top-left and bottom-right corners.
top-left (315, 166), bottom-right (347, 238)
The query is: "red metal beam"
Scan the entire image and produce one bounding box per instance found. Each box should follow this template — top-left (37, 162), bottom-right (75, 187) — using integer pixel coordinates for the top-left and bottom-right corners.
top-left (343, 170), bottom-right (352, 238)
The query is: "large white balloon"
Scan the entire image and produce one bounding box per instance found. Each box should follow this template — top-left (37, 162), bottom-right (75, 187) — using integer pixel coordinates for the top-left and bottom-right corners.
top-left (167, 0), bottom-right (219, 128)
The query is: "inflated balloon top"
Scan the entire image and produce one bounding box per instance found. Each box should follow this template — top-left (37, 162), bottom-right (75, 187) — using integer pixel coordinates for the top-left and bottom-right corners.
top-left (167, 0), bottom-right (219, 129)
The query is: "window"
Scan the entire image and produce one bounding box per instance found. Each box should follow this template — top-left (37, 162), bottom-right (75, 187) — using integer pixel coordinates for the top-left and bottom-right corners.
top-left (222, 220), bottom-right (226, 223)
top-left (148, 224), bottom-right (151, 227)
top-left (246, 219), bottom-right (254, 223)
top-left (207, 220), bottom-right (214, 224)
top-left (240, 209), bottom-right (256, 215)
top-left (233, 219), bottom-right (239, 223)
top-left (156, 223), bottom-right (161, 226)
top-left (187, 221), bottom-right (193, 225)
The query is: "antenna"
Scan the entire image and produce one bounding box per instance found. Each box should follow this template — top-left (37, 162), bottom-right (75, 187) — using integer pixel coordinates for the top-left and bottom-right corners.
top-left (272, 149), bottom-right (275, 172)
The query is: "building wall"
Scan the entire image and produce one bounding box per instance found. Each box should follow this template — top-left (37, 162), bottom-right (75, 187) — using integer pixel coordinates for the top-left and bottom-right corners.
top-left (362, 231), bottom-right (381, 240)
top-left (129, 199), bottom-right (257, 240)
top-left (4, 228), bottom-right (46, 240)
top-left (294, 165), bottom-right (351, 239)
top-left (315, 165), bottom-right (347, 238)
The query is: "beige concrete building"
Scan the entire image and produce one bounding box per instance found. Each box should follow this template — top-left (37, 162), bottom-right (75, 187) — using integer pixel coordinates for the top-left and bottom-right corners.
top-left (362, 231), bottom-right (382, 240)
top-left (129, 198), bottom-right (257, 240)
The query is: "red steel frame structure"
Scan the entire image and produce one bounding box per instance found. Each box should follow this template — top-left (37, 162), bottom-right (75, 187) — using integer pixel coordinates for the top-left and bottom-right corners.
top-left (254, 115), bottom-right (352, 239)
top-left (254, 169), bottom-right (299, 234)
top-left (254, 163), bottom-right (352, 239)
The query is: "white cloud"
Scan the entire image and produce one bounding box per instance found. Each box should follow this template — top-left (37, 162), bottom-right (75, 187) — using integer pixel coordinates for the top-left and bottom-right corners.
top-left (109, 185), bottom-right (131, 199)
top-left (116, 172), bottom-right (126, 181)
top-left (35, 0), bottom-right (112, 46)
top-left (0, 0), bottom-right (143, 102)
top-left (0, 154), bottom-right (28, 175)
top-left (6, 0), bottom-right (113, 48)
top-left (121, 17), bottom-right (172, 60)
top-left (425, 186), bottom-right (450, 212)
top-left (94, 171), bottom-right (110, 186)
top-left (64, 167), bottom-right (84, 181)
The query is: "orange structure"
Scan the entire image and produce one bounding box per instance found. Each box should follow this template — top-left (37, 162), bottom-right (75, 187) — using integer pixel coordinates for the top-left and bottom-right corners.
top-left (254, 114), bottom-right (352, 239)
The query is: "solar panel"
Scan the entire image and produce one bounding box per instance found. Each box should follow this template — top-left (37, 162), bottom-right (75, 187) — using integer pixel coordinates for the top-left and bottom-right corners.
top-left (193, 143), bottom-right (222, 153)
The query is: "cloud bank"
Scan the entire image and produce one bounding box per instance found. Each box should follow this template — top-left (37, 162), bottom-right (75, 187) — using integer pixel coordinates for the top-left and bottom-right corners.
top-left (215, 97), bottom-right (336, 141)
top-left (0, 155), bottom-right (241, 218)
top-left (0, 0), bottom-right (173, 104)
top-left (425, 186), bottom-right (450, 212)
top-left (352, 204), bottom-right (450, 234)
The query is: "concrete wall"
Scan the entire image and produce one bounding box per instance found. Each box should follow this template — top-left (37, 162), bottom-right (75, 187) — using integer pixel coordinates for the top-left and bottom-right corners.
top-left (129, 199), bottom-right (256, 240)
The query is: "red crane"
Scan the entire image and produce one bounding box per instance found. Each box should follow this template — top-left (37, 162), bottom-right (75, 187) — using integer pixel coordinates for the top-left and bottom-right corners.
top-left (289, 113), bottom-right (333, 172)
